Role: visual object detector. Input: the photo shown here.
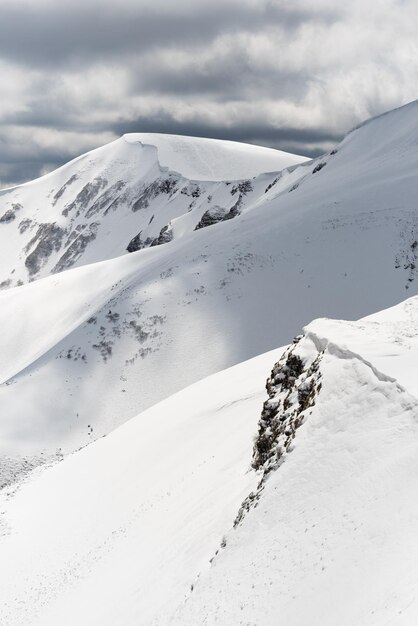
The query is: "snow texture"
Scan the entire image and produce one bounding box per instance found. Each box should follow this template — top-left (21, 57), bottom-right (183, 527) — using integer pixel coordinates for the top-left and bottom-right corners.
top-left (171, 296), bottom-right (418, 626)
top-left (0, 348), bottom-right (284, 626)
top-left (2, 101), bottom-right (418, 624)
top-left (1, 102), bottom-right (418, 456)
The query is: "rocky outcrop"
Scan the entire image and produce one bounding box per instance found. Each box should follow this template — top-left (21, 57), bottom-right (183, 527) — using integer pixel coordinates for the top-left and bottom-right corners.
top-left (25, 223), bottom-right (66, 276)
top-left (126, 231), bottom-right (153, 253)
top-left (132, 176), bottom-right (179, 212)
top-left (312, 161), bottom-right (326, 173)
top-left (194, 202), bottom-right (240, 231)
top-left (127, 222), bottom-right (174, 253)
top-left (194, 181), bottom-right (252, 231)
top-left (52, 174), bottom-right (79, 206)
top-left (0, 203), bottom-right (22, 224)
top-left (62, 177), bottom-right (107, 217)
top-left (150, 224), bottom-right (173, 247)
top-left (234, 336), bottom-right (323, 526)
top-left (52, 223), bottom-right (100, 273)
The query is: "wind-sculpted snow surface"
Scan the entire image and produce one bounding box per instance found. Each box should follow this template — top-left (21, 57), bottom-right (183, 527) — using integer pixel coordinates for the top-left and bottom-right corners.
top-left (123, 133), bottom-right (306, 181)
top-left (2, 298), bottom-right (418, 625)
top-left (171, 296), bottom-right (418, 626)
top-left (2, 102), bottom-right (418, 456)
top-left (0, 348), bottom-right (284, 626)
top-left (0, 134), bottom-right (307, 287)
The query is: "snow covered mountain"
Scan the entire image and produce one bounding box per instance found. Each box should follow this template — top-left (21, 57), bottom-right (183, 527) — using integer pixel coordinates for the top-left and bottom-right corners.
top-left (2, 101), bottom-right (418, 460)
top-left (2, 296), bottom-right (418, 625)
top-left (0, 134), bottom-right (307, 287)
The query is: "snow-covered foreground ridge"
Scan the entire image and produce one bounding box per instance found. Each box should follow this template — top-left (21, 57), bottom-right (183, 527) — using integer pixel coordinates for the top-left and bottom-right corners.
top-left (2, 100), bottom-right (418, 456)
top-left (2, 297), bottom-right (418, 625)
top-left (174, 297), bottom-right (418, 625)
top-left (0, 347), bottom-right (284, 626)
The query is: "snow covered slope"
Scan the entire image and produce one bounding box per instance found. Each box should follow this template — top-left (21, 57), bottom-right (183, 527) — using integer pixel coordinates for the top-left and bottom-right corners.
top-left (2, 296), bottom-right (418, 625)
top-left (2, 101), bottom-right (418, 457)
top-left (123, 133), bottom-right (305, 180)
top-left (0, 134), bottom-right (307, 287)
top-left (171, 295), bottom-right (418, 625)
top-left (0, 347), bottom-right (285, 626)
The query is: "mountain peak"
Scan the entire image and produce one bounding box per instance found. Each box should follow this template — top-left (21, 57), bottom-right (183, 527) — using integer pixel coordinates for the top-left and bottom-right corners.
top-left (121, 132), bottom-right (309, 181)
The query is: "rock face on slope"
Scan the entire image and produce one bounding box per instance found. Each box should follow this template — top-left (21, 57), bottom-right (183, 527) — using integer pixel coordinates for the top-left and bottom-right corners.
top-left (234, 336), bottom-right (323, 526)
top-left (252, 342), bottom-right (322, 472)
top-left (0, 135), bottom-right (306, 288)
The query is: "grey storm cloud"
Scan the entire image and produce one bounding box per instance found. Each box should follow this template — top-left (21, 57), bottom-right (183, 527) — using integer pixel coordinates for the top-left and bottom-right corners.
top-left (111, 114), bottom-right (340, 151)
top-left (0, 0), bottom-right (417, 186)
top-left (0, 2), bottom-right (334, 68)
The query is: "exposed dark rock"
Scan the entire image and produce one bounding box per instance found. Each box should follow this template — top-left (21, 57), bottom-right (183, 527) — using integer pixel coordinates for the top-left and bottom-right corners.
top-left (234, 339), bottom-right (323, 527)
top-left (195, 206), bottom-right (226, 230)
top-left (85, 180), bottom-right (126, 218)
top-left (127, 224), bottom-right (174, 252)
top-left (52, 222), bottom-right (100, 273)
top-left (126, 231), bottom-right (153, 253)
top-left (150, 224), bottom-right (173, 247)
top-left (132, 176), bottom-right (179, 212)
top-left (252, 345), bottom-right (321, 472)
top-left (0, 209), bottom-right (16, 224)
top-left (25, 223), bottom-right (66, 276)
top-left (126, 232), bottom-right (143, 253)
top-left (52, 174), bottom-right (79, 205)
top-left (231, 180), bottom-right (253, 195)
top-left (194, 197), bottom-right (242, 231)
top-left (0, 204), bottom-right (22, 224)
top-left (180, 183), bottom-right (202, 198)
top-left (19, 218), bottom-right (33, 234)
top-left (395, 225), bottom-right (418, 287)
top-left (265, 176), bottom-right (281, 193)
top-left (62, 177), bottom-right (107, 217)
top-left (313, 161), bottom-right (327, 173)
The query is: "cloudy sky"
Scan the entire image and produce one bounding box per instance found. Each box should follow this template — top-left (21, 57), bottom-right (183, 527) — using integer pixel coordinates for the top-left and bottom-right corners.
top-left (0, 0), bottom-right (417, 186)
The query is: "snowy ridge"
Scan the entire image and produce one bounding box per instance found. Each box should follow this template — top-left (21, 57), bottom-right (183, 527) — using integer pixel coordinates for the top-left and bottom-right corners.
top-left (0, 347), bottom-right (284, 626)
top-left (0, 134), bottom-right (307, 288)
top-left (122, 133), bottom-right (307, 181)
top-left (236, 307), bottom-right (415, 527)
top-left (2, 101), bottom-right (418, 457)
top-left (172, 296), bottom-right (418, 625)
top-left (2, 297), bottom-right (418, 624)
